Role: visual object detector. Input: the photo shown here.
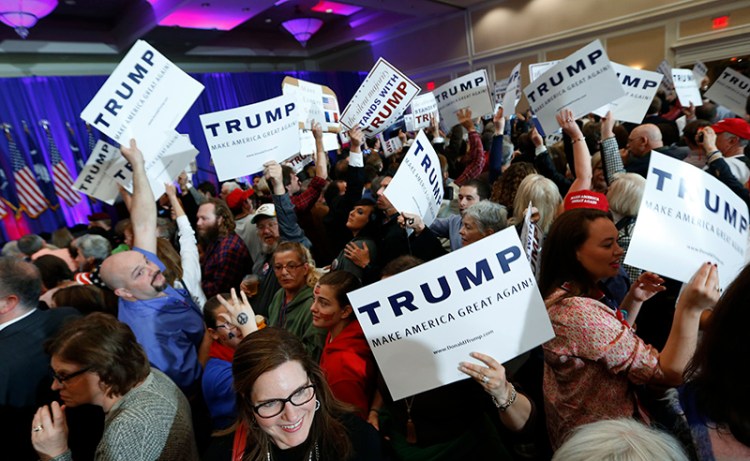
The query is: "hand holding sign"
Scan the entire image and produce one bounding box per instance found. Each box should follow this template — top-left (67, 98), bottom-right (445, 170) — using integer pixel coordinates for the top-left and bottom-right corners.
top-left (601, 110), bottom-right (616, 139)
top-left (493, 106), bottom-right (505, 136)
top-left (457, 108), bottom-right (476, 132)
top-left (398, 211), bottom-right (426, 235)
top-left (120, 138), bottom-right (144, 167)
top-left (263, 161), bottom-right (285, 195)
top-left (349, 126), bottom-right (364, 150)
top-left (555, 109), bottom-right (581, 138)
top-left (676, 262), bottom-right (720, 313)
top-left (459, 352), bottom-right (516, 408)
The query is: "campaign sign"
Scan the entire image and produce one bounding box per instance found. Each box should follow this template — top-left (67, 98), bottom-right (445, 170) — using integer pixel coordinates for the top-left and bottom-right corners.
top-left (383, 130), bottom-right (442, 226)
top-left (282, 77), bottom-right (341, 133)
top-left (377, 133), bottom-right (403, 158)
top-left (72, 140), bottom-right (121, 205)
top-left (704, 67), bottom-right (750, 117)
top-left (593, 63), bottom-right (663, 124)
top-left (657, 59), bottom-right (675, 94)
top-left (299, 131), bottom-right (339, 156)
top-left (671, 69), bottom-right (703, 107)
top-left (693, 61), bottom-right (708, 83)
top-left (624, 152), bottom-right (748, 289)
top-left (80, 40), bottom-right (204, 164)
top-left (493, 77), bottom-right (509, 104)
top-left (347, 227), bottom-right (554, 400)
top-left (519, 203), bottom-right (544, 279)
top-left (200, 94), bottom-right (300, 181)
top-left (340, 58), bottom-right (420, 137)
top-left (434, 70), bottom-right (494, 130)
top-left (284, 153), bottom-right (314, 174)
top-left (529, 60), bottom-right (559, 83)
top-left (523, 40), bottom-right (624, 135)
top-left (502, 63), bottom-right (522, 115)
top-left (409, 93), bottom-right (439, 131)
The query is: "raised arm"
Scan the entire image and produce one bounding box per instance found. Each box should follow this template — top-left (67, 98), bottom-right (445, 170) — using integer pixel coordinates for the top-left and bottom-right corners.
top-left (599, 111), bottom-right (625, 185)
top-left (120, 139), bottom-right (156, 253)
top-left (454, 108), bottom-right (486, 186)
top-left (488, 106), bottom-right (505, 183)
top-left (556, 109), bottom-right (591, 195)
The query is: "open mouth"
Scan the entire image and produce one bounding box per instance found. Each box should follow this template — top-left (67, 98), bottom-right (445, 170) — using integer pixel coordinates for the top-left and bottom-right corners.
top-left (280, 418), bottom-right (303, 432)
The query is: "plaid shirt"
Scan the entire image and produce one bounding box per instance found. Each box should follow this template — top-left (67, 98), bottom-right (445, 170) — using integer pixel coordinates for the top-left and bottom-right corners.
top-left (291, 175), bottom-right (327, 213)
top-left (454, 131), bottom-right (486, 186)
top-left (200, 233), bottom-right (252, 299)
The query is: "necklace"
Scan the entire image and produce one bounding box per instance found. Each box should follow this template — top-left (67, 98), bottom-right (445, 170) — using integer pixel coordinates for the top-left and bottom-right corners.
top-left (404, 397), bottom-right (417, 444)
top-left (266, 442), bottom-right (319, 461)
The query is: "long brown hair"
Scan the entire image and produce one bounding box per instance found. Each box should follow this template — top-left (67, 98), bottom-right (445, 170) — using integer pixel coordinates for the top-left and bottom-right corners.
top-left (233, 327), bottom-right (353, 460)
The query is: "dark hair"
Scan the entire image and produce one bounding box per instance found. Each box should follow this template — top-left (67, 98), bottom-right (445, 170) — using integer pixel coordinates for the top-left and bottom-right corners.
top-left (52, 285), bottom-right (106, 315)
top-left (233, 328), bottom-right (353, 461)
top-left (197, 181), bottom-right (217, 197)
top-left (33, 255), bottom-right (74, 289)
top-left (683, 120), bottom-right (711, 148)
top-left (156, 238), bottom-right (183, 285)
top-left (648, 95), bottom-right (663, 115)
top-left (46, 312), bottom-right (150, 397)
top-left (684, 264), bottom-right (750, 446)
top-left (538, 209), bottom-right (612, 298)
top-left (281, 165), bottom-right (296, 188)
top-left (317, 271), bottom-right (361, 309)
top-left (461, 178), bottom-right (491, 201)
top-left (51, 228), bottom-right (74, 249)
top-left (381, 255), bottom-right (423, 278)
top-left (202, 198), bottom-right (236, 236)
top-left (350, 198), bottom-right (380, 238)
top-left (0, 256), bottom-right (42, 309)
top-left (18, 234), bottom-right (44, 256)
top-left (203, 292), bottom-right (231, 329)
top-left (491, 162), bottom-right (537, 211)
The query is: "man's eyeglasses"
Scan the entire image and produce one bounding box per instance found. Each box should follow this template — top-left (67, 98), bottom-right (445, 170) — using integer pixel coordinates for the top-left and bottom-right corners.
top-left (273, 262), bottom-right (305, 272)
top-left (215, 322), bottom-right (238, 331)
top-left (253, 384), bottom-right (316, 418)
top-left (51, 366), bottom-right (91, 384)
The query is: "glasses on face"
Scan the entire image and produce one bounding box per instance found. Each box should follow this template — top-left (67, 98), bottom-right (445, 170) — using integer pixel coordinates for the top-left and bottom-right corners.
top-left (253, 384), bottom-right (316, 418)
top-left (51, 366), bottom-right (91, 385)
top-left (273, 262), bottom-right (305, 272)
top-left (257, 221), bottom-right (278, 232)
top-left (215, 322), bottom-right (238, 331)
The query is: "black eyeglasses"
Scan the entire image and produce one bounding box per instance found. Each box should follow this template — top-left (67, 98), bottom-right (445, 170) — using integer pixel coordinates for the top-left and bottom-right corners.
top-left (272, 262), bottom-right (305, 272)
top-left (51, 366), bottom-right (91, 384)
top-left (252, 384), bottom-right (316, 418)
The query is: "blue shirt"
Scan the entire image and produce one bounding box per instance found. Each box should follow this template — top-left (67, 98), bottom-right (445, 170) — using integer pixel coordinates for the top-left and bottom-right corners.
top-left (429, 213), bottom-right (463, 251)
top-left (118, 248), bottom-right (204, 391)
top-left (202, 357), bottom-right (236, 429)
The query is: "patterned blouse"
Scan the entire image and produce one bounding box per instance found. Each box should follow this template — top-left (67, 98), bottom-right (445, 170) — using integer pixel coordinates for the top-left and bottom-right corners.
top-left (543, 288), bottom-right (664, 448)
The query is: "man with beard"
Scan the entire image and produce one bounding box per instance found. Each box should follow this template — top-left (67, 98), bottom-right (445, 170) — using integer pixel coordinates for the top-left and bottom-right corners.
top-left (196, 198), bottom-right (252, 299)
top-left (99, 139), bottom-right (204, 394)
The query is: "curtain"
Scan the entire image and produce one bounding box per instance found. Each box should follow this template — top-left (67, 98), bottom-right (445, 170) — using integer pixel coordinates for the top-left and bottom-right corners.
top-left (0, 70), bottom-right (366, 242)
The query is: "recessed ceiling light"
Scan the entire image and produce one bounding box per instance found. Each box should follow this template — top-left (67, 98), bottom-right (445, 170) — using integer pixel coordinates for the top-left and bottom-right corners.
top-left (326, 8), bottom-right (332, 13)
top-left (64, 0), bottom-right (76, 5)
top-left (265, 18), bottom-right (272, 23)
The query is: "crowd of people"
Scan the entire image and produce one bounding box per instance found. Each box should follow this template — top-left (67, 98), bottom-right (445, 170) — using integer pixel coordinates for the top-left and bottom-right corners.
top-left (1, 73), bottom-right (750, 461)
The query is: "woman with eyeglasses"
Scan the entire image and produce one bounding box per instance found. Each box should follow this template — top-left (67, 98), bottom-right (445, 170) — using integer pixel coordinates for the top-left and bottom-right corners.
top-left (31, 312), bottom-right (199, 461)
top-left (267, 242), bottom-right (326, 361)
top-left (232, 327), bottom-right (382, 461)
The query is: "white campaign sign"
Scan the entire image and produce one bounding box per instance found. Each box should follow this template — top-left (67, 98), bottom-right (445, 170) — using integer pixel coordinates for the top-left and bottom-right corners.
top-left (200, 94), bottom-right (300, 181)
top-left (693, 61), bottom-right (708, 83)
top-left (624, 152), bottom-right (748, 288)
top-left (704, 67), bottom-right (750, 117)
top-left (434, 70), bottom-right (494, 130)
top-left (80, 40), bottom-right (204, 164)
top-left (593, 63), bottom-right (663, 123)
top-left (409, 93), bottom-right (439, 130)
top-left (282, 78), bottom-right (341, 132)
top-left (523, 40), bottom-right (624, 135)
top-left (340, 58), bottom-right (420, 137)
top-left (671, 69), bottom-right (703, 107)
top-left (376, 132), bottom-right (403, 158)
top-left (529, 61), bottom-right (560, 83)
top-left (383, 130), bottom-right (442, 226)
top-left (493, 77), bottom-right (509, 104)
top-left (520, 202), bottom-right (544, 280)
top-left (502, 63), bottom-right (522, 115)
top-left (72, 140), bottom-right (121, 205)
top-left (657, 59), bottom-right (675, 94)
top-left (299, 130), bottom-right (339, 156)
top-left (347, 227), bottom-right (554, 400)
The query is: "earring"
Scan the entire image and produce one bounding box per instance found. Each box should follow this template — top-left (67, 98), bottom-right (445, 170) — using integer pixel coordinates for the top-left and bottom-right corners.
top-left (315, 400), bottom-right (321, 411)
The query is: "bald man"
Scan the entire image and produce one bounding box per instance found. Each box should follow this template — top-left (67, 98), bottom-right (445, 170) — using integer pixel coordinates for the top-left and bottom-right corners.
top-left (99, 140), bottom-right (203, 393)
top-left (623, 123), bottom-right (686, 177)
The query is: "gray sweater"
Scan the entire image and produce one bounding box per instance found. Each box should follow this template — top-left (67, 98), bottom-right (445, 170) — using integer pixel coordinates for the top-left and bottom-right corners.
top-left (52, 369), bottom-right (199, 461)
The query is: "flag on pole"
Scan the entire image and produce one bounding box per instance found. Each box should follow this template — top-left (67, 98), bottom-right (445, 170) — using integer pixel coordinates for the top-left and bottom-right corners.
top-left (86, 123), bottom-right (97, 154)
top-left (4, 125), bottom-right (49, 218)
top-left (23, 120), bottom-right (59, 210)
top-left (42, 121), bottom-right (81, 207)
top-left (65, 121), bottom-right (87, 173)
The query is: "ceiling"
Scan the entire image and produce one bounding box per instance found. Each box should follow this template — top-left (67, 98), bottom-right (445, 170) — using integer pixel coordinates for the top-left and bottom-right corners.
top-left (0, 0), bottom-right (487, 71)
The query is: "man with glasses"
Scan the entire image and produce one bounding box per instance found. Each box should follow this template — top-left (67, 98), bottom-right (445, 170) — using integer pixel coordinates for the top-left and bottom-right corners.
top-left (0, 257), bottom-right (80, 459)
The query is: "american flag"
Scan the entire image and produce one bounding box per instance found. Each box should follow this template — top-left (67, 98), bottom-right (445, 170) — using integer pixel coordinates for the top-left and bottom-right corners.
top-left (43, 122), bottom-right (81, 207)
top-left (86, 123), bottom-right (97, 154)
top-left (4, 126), bottom-right (48, 218)
top-left (65, 121), bottom-right (87, 173)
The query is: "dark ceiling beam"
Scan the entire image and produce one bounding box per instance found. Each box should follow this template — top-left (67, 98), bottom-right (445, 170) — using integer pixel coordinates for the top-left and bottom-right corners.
top-left (336, 0), bottom-right (459, 16)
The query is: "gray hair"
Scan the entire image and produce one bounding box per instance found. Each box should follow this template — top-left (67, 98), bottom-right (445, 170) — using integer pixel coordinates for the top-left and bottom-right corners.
top-left (607, 173), bottom-right (646, 218)
top-left (463, 201), bottom-right (508, 235)
top-left (1, 241), bottom-right (23, 258)
top-left (156, 217), bottom-right (176, 241)
top-left (17, 234), bottom-right (45, 256)
top-left (0, 257), bottom-right (41, 310)
top-left (552, 418), bottom-right (689, 461)
top-left (76, 234), bottom-right (112, 263)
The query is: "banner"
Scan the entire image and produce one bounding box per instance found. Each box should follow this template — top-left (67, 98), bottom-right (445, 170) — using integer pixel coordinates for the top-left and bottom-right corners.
top-left (671, 69), bottom-right (703, 107)
top-left (200, 94), bottom-right (300, 181)
top-left (434, 70), bottom-right (494, 130)
top-left (409, 93), bottom-right (439, 131)
top-left (704, 67), bottom-right (750, 117)
top-left (282, 77), bottom-right (341, 133)
top-left (340, 58), bottom-right (420, 137)
top-left (72, 140), bottom-right (122, 205)
top-left (593, 63), bottom-right (663, 124)
top-left (347, 227), bottom-right (554, 400)
top-left (80, 40), bottom-right (204, 163)
top-left (624, 152), bottom-right (748, 288)
top-left (502, 63), bottom-right (522, 115)
top-left (523, 40), bottom-right (624, 135)
top-left (383, 130), bottom-right (443, 226)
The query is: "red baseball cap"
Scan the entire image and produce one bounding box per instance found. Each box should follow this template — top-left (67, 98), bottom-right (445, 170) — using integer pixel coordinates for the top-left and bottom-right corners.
top-left (712, 118), bottom-right (750, 140)
top-left (564, 190), bottom-right (610, 212)
top-left (226, 188), bottom-right (254, 209)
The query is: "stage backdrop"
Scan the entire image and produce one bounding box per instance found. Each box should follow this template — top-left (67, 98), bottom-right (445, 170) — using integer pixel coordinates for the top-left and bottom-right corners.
top-left (0, 70), bottom-right (367, 242)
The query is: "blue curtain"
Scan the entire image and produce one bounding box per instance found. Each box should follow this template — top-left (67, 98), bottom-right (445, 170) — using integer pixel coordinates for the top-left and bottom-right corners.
top-left (0, 70), bottom-right (366, 242)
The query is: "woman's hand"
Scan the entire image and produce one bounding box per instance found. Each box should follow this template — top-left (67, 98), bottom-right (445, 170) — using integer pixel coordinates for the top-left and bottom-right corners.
top-left (555, 108), bottom-right (583, 138)
top-left (217, 288), bottom-right (259, 337)
top-left (344, 241), bottom-right (371, 269)
top-left (458, 352), bottom-right (513, 403)
top-left (628, 272), bottom-right (666, 302)
top-left (31, 402), bottom-right (69, 461)
top-left (493, 106), bottom-right (505, 136)
top-left (676, 262), bottom-right (720, 313)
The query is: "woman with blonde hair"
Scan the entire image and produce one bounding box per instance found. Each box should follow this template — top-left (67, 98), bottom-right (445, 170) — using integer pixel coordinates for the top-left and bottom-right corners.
top-left (607, 172), bottom-right (646, 282)
top-left (510, 174), bottom-right (562, 236)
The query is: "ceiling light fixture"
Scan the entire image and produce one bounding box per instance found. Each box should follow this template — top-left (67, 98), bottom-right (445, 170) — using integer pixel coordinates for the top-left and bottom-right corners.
top-left (281, 17), bottom-right (323, 47)
top-left (0, 0), bottom-right (59, 39)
